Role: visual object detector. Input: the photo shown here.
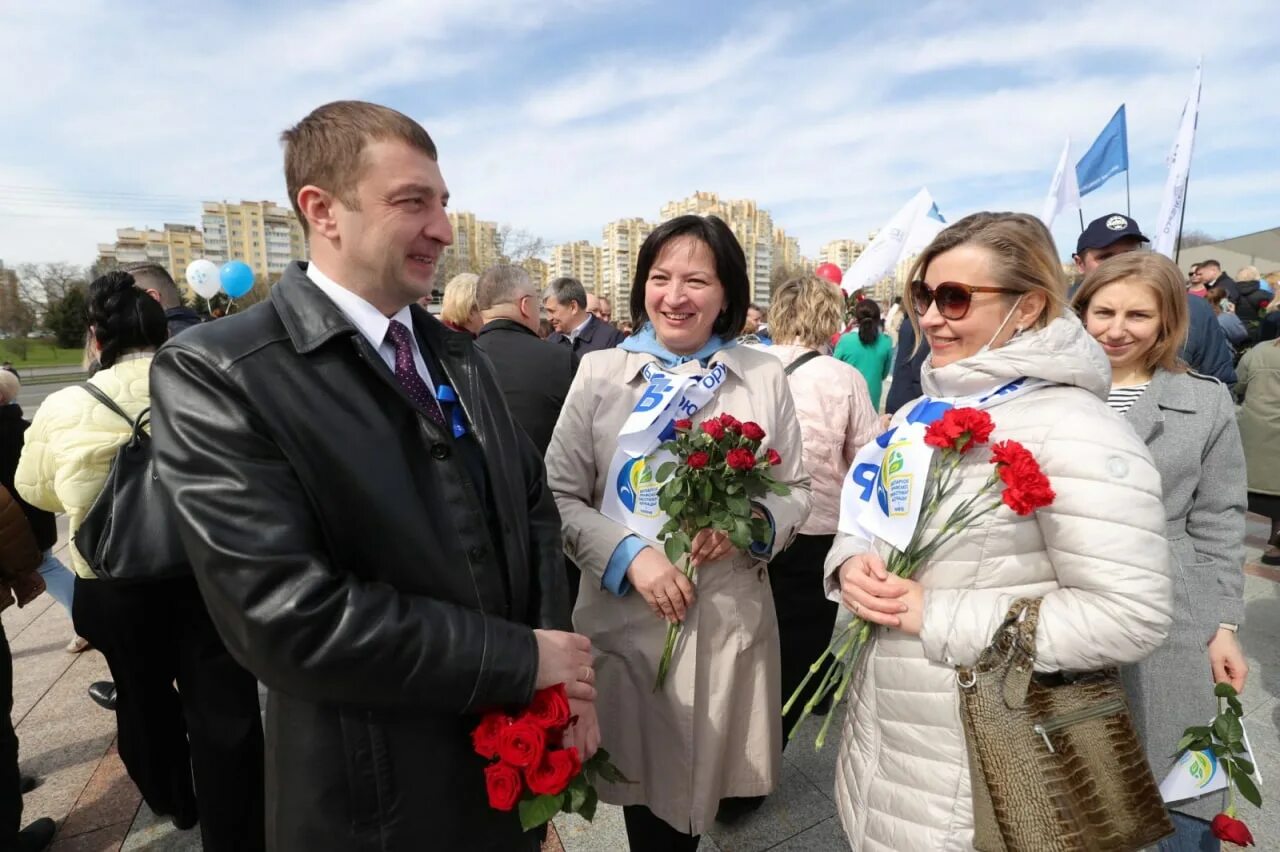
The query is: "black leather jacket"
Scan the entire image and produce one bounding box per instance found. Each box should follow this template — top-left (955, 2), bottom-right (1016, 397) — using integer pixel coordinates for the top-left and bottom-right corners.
top-left (150, 263), bottom-right (566, 852)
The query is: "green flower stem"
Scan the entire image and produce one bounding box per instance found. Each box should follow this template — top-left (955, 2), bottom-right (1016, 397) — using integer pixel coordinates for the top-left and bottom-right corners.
top-left (1221, 695), bottom-right (1237, 818)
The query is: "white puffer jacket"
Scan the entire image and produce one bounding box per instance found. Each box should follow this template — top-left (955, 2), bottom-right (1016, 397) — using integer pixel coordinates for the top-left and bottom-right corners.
top-left (822, 317), bottom-right (1172, 851)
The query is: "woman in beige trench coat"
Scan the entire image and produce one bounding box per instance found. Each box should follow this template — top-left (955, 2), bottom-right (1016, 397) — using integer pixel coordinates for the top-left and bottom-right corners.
top-left (546, 215), bottom-right (811, 850)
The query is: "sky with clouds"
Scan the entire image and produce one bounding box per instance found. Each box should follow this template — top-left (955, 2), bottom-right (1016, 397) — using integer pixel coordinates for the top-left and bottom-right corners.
top-left (1, 0), bottom-right (1276, 270)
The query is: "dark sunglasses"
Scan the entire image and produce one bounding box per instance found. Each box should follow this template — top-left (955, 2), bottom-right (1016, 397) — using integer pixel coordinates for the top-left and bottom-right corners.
top-left (910, 280), bottom-right (1018, 320)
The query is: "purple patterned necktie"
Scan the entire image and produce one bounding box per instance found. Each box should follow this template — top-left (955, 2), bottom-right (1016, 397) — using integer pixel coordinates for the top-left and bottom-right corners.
top-left (385, 320), bottom-right (446, 427)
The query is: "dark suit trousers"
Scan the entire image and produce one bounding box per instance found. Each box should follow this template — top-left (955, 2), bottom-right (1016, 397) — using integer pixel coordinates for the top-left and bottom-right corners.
top-left (72, 576), bottom-right (265, 852)
top-left (0, 627), bottom-right (21, 847)
top-left (768, 534), bottom-right (839, 743)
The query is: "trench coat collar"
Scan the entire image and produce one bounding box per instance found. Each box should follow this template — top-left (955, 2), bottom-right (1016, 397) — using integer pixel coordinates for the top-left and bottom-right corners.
top-left (1123, 367), bottom-right (1198, 443)
top-left (617, 343), bottom-right (752, 384)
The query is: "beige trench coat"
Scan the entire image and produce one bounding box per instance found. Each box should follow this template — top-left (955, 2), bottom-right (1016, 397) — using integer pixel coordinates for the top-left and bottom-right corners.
top-left (545, 345), bottom-right (811, 835)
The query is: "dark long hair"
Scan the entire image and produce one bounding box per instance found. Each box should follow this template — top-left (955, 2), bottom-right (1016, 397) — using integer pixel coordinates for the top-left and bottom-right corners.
top-left (87, 271), bottom-right (168, 367)
top-left (629, 215), bottom-right (750, 341)
top-left (855, 299), bottom-right (881, 345)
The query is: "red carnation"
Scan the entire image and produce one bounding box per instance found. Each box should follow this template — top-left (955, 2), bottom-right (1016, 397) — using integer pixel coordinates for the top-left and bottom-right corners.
top-left (726, 448), bottom-right (756, 471)
top-left (741, 421), bottom-right (766, 442)
top-left (686, 451), bottom-right (710, 470)
top-left (525, 747), bottom-right (583, 796)
top-left (719, 414), bottom-right (742, 433)
top-left (673, 419), bottom-right (693, 432)
top-left (1210, 813), bottom-right (1254, 846)
top-left (471, 712), bottom-right (511, 759)
top-left (525, 684), bottom-right (571, 731)
top-left (923, 407), bottom-right (995, 453)
top-left (497, 718), bottom-right (547, 768)
top-left (991, 441), bottom-right (1055, 516)
top-left (701, 419), bottom-right (726, 440)
top-left (484, 762), bottom-right (523, 812)
top-left (766, 448), bottom-right (782, 467)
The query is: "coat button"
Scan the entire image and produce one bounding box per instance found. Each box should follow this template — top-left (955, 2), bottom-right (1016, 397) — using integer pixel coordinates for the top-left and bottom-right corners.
top-left (431, 443), bottom-right (450, 460)
top-left (469, 546), bottom-right (487, 562)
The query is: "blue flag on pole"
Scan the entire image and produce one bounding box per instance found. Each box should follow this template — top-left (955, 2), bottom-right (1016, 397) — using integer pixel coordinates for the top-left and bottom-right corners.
top-left (1075, 105), bottom-right (1129, 196)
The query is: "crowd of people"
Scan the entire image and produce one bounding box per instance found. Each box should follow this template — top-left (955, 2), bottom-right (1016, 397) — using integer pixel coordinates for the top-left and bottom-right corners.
top-left (0, 99), bottom-right (1276, 852)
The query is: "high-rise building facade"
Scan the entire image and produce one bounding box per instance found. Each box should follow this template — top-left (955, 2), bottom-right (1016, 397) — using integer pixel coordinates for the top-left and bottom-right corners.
top-left (819, 239), bottom-right (865, 271)
top-left (445, 211), bottom-right (502, 275)
top-left (201, 201), bottom-right (307, 280)
top-left (601, 217), bottom-right (655, 313)
top-left (772, 228), bottom-right (812, 273)
top-left (660, 192), bottom-right (774, 305)
top-left (548, 241), bottom-right (602, 294)
top-left (520, 257), bottom-right (549, 290)
top-left (96, 224), bottom-right (205, 286)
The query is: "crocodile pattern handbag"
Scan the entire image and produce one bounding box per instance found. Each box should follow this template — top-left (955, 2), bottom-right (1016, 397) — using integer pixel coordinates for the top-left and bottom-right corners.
top-left (956, 598), bottom-right (1174, 851)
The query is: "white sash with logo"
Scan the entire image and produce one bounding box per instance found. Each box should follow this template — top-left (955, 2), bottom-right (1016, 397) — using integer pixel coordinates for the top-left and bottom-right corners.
top-left (838, 377), bottom-right (1053, 551)
top-left (601, 362), bottom-right (730, 542)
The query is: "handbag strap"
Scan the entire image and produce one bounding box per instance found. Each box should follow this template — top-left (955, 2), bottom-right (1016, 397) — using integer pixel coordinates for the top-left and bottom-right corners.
top-left (785, 350), bottom-right (822, 376)
top-left (960, 597), bottom-right (1043, 708)
top-left (80, 383), bottom-right (149, 441)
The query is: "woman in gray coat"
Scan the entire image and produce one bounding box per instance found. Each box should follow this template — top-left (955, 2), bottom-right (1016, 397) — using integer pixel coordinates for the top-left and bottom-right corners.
top-left (1074, 252), bottom-right (1249, 850)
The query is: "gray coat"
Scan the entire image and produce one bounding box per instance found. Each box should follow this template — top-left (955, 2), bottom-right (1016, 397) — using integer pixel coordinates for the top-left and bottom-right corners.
top-left (1119, 368), bottom-right (1248, 820)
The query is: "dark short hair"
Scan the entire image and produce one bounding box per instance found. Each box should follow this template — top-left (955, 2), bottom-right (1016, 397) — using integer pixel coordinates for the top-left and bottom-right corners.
top-left (544, 276), bottom-right (587, 312)
top-left (1200, 259), bottom-right (1221, 270)
top-left (88, 271), bottom-right (168, 367)
top-left (123, 262), bottom-right (182, 309)
top-left (630, 215), bottom-right (749, 341)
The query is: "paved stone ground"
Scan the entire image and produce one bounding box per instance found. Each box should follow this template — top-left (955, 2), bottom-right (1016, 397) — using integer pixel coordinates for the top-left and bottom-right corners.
top-left (4, 516), bottom-right (1276, 850)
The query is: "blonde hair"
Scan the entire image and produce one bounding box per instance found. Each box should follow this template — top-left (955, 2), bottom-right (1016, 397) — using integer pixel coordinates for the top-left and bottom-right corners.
top-left (1071, 252), bottom-right (1189, 374)
top-left (1238, 266), bottom-right (1259, 281)
top-left (440, 273), bottom-right (480, 327)
top-left (0, 370), bottom-right (18, 404)
top-left (281, 101), bottom-right (438, 237)
top-left (767, 276), bottom-right (845, 348)
top-left (904, 212), bottom-right (1065, 346)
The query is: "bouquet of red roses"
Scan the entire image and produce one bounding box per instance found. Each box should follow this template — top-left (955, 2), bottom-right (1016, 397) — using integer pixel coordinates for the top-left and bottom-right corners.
top-left (785, 407), bottom-right (1056, 748)
top-left (651, 413), bottom-right (790, 689)
top-left (472, 684), bottom-right (628, 831)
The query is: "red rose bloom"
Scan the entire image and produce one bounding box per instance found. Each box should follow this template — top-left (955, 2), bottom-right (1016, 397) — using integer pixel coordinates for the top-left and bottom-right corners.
top-left (471, 712), bottom-right (512, 759)
top-left (766, 448), bottom-right (782, 467)
top-left (525, 747), bottom-right (582, 796)
top-left (923, 407), bottom-right (995, 453)
top-left (686, 451), bottom-right (710, 470)
top-left (726, 448), bottom-right (756, 471)
top-left (991, 441), bottom-right (1055, 515)
top-left (1210, 813), bottom-right (1254, 846)
top-left (741, 421), bottom-right (766, 442)
top-left (484, 762), bottom-right (523, 812)
top-left (673, 418), bottom-right (693, 432)
top-left (497, 719), bottom-right (547, 768)
top-left (718, 413), bottom-right (741, 433)
top-left (525, 684), bottom-right (571, 731)
top-left (700, 419), bottom-right (726, 440)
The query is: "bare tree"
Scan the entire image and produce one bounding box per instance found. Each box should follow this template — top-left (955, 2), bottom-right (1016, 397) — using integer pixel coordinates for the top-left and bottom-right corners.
top-left (1178, 229), bottom-right (1218, 250)
top-left (769, 264), bottom-right (810, 294)
top-left (495, 225), bottom-right (547, 264)
top-left (16, 262), bottom-right (86, 319)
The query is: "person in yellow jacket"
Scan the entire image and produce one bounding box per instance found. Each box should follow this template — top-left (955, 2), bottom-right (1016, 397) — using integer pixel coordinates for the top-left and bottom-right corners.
top-left (15, 272), bottom-right (265, 851)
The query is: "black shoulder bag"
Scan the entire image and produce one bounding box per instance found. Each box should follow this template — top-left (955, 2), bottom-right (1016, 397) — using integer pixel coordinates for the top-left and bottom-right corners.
top-left (73, 384), bottom-right (189, 582)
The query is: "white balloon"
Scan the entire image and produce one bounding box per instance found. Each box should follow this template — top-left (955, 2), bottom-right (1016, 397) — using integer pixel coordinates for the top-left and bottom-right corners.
top-left (185, 259), bottom-right (222, 299)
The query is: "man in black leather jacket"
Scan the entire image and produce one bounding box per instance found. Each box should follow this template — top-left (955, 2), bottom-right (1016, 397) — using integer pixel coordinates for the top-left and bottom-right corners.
top-left (149, 101), bottom-right (597, 852)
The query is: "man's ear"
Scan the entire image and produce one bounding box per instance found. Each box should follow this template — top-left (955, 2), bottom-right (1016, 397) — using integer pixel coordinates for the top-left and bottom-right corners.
top-left (297, 186), bottom-right (340, 240)
top-left (144, 288), bottom-right (163, 305)
top-left (1072, 253), bottom-right (1085, 275)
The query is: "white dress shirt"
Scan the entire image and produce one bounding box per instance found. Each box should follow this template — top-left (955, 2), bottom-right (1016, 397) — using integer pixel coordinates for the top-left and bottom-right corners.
top-left (568, 312), bottom-right (595, 342)
top-left (305, 262), bottom-right (437, 394)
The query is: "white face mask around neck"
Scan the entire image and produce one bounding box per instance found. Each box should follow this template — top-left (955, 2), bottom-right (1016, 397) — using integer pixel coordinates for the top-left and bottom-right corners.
top-left (975, 295), bottom-right (1025, 356)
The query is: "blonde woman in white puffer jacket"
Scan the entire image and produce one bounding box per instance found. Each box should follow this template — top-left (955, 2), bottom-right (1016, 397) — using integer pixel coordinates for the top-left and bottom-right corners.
top-left (824, 213), bottom-right (1172, 851)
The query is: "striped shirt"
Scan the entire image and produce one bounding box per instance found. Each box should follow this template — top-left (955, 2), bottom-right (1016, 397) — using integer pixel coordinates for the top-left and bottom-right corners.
top-left (1107, 382), bottom-right (1150, 415)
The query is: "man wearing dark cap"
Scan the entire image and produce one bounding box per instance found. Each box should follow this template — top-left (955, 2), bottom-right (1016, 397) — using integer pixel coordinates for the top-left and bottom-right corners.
top-left (1073, 213), bottom-right (1234, 384)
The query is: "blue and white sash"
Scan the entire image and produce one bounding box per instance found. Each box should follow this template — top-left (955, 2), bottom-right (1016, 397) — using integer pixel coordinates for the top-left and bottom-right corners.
top-left (838, 377), bottom-right (1052, 551)
top-left (601, 362), bottom-right (730, 541)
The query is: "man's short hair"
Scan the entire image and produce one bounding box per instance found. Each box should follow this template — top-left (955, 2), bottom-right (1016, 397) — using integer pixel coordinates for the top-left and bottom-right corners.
top-left (124, 262), bottom-right (183, 309)
top-left (1200, 259), bottom-right (1221, 271)
top-left (281, 101), bottom-right (439, 237)
top-left (477, 265), bottom-right (534, 311)
top-left (544, 277), bottom-right (587, 312)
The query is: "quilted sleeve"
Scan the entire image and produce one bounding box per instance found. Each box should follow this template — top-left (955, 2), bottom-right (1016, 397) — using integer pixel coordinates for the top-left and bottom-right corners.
top-left (920, 406), bottom-right (1172, 671)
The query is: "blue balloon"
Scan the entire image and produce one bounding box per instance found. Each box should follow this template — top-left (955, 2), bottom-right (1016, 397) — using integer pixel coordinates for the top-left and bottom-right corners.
top-left (220, 260), bottom-right (255, 298)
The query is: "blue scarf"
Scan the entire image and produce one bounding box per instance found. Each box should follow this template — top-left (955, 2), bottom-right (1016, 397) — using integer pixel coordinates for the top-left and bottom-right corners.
top-left (618, 323), bottom-right (737, 368)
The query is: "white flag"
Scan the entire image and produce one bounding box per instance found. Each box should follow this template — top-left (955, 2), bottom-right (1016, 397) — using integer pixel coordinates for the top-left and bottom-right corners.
top-left (841, 188), bottom-right (946, 296)
top-left (1040, 137), bottom-right (1081, 228)
top-left (1153, 62), bottom-right (1202, 258)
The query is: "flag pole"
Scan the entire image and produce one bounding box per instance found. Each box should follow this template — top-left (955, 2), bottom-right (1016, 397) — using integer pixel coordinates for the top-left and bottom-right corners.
top-left (1125, 171), bottom-right (1132, 217)
top-left (1174, 162), bottom-right (1192, 264)
top-left (1078, 209), bottom-right (1085, 232)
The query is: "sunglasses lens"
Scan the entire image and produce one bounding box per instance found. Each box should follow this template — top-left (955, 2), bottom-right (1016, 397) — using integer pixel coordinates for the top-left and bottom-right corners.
top-left (910, 281), bottom-right (931, 315)
top-left (935, 284), bottom-right (971, 319)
